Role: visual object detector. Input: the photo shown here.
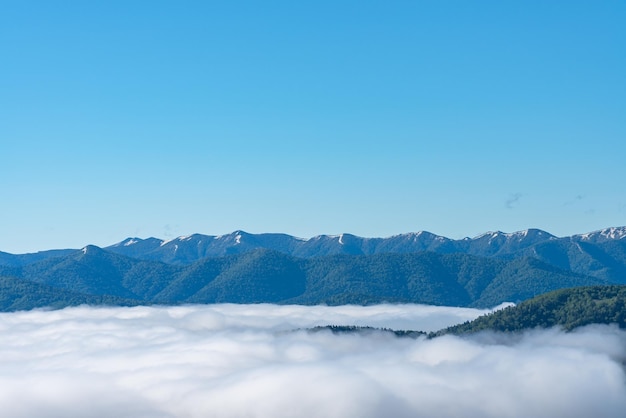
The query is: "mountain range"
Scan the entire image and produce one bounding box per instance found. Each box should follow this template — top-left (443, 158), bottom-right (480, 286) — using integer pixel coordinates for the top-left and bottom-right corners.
top-left (4, 226), bottom-right (626, 265)
top-left (0, 227), bottom-right (625, 311)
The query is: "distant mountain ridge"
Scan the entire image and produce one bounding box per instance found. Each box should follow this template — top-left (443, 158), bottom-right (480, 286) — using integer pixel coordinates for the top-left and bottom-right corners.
top-left (3, 227), bottom-right (625, 265)
top-left (99, 227), bottom-right (626, 283)
top-left (0, 227), bottom-right (625, 312)
top-left (2, 227), bottom-right (626, 277)
top-left (105, 227), bottom-right (626, 263)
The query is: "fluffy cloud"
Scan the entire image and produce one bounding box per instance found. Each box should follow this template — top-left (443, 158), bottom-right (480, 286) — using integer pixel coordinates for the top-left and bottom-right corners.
top-left (0, 304), bottom-right (625, 417)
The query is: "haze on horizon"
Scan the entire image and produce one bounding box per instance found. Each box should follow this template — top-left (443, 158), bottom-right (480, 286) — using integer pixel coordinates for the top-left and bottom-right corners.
top-left (2, 1), bottom-right (625, 254)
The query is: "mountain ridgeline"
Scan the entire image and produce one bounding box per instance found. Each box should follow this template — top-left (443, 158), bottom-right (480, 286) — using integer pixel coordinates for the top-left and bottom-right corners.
top-left (0, 227), bottom-right (624, 312)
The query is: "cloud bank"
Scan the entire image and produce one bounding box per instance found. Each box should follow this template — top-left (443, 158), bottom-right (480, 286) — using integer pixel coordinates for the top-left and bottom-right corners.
top-left (1, 304), bottom-right (625, 417)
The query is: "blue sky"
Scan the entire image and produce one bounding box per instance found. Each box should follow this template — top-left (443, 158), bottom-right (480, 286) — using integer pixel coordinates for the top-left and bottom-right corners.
top-left (2, 1), bottom-right (625, 253)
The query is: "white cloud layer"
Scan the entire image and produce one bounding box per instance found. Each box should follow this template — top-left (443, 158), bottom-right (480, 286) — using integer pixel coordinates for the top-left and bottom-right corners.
top-left (1, 304), bottom-right (625, 417)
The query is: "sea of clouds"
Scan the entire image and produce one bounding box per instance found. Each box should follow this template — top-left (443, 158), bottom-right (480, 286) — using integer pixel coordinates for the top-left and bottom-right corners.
top-left (1, 303), bottom-right (625, 417)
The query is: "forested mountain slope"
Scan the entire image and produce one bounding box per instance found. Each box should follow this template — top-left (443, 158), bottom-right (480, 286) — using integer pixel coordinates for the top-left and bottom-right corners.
top-left (0, 246), bottom-right (609, 311)
top-left (437, 285), bottom-right (626, 335)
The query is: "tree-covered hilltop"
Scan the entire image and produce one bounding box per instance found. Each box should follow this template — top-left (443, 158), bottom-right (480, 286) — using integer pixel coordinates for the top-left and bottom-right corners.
top-left (307, 325), bottom-right (426, 338)
top-left (436, 285), bottom-right (626, 336)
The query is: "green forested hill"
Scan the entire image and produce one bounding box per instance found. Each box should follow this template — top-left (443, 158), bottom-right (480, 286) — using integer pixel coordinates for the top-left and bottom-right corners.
top-left (0, 247), bottom-right (610, 311)
top-left (0, 276), bottom-right (141, 311)
top-left (437, 285), bottom-right (626, 335)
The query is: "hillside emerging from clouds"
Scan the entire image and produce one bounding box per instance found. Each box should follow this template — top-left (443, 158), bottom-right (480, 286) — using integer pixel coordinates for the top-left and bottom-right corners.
top-left (0, 227), bottom-right (625, 312)
top-left (437, 285), bottom-right (626, 335)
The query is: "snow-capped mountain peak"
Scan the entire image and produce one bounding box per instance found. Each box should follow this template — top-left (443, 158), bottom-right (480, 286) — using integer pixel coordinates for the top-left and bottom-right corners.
top-left (575, 226), bottom-right (626, 242)
top-left (473, 231), bottom-right (504, 240)
top-left (110, 237), bottom-right (144, 247)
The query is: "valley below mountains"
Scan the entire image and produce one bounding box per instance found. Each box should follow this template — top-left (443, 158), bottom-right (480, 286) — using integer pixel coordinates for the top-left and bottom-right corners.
top-left (0, 227), bottom-right (625, 312)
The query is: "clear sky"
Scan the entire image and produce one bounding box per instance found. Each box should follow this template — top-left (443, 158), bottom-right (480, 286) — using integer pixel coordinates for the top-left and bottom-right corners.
top-left (2, 1), bottom-right (625, 254)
